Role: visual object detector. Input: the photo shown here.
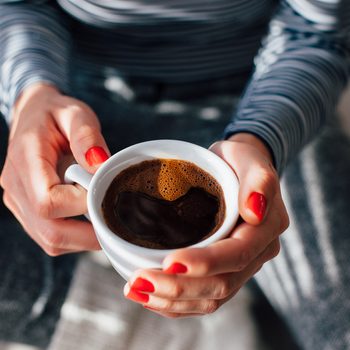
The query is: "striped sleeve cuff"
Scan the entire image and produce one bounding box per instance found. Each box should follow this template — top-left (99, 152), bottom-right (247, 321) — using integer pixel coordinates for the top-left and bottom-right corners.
top-left (224, 118), bottom-right (286, 174)
top-left (0, 3), bottom-right (70, 122)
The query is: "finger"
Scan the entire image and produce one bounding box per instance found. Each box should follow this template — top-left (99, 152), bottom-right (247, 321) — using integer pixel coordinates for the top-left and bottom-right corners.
top-left (36, 183), bottom-right (88, 219)
top-left (127, 239), bottom-right (279, 302)
top-left (162, 210), bottom-right (283, 277)
top-left (144, 295), bottom-right (223, 315)
top-left (126, 270), bottom-right (235, 301)
top-left (134, 240), bottom-right (279, 305)
top-left (3, 193), bottom-right (75, 255)
top-left (14, 133), bottom-right (89, 219)
top-left (124, 240), bottom-right (279, 315)
top-left (124, 282), bottom-right (226, 315)
top-left (52, 97), bottom-right (110, 173)
top-left (210, 140), bottom-right (279, 224)
top-left (4, 187), bottom-right (99, 254)
top-left (36, 218), bottom-right (100, 255)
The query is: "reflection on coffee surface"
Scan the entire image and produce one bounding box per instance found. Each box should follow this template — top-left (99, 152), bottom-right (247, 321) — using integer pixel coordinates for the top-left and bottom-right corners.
top-left (102, 159), bottom-right (225, 249)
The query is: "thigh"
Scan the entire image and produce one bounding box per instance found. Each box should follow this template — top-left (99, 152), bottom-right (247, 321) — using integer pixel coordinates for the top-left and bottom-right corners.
top-left (70, 68), bottom-right (239, 152)
top-left (255, 118), bottom-right (350, 350)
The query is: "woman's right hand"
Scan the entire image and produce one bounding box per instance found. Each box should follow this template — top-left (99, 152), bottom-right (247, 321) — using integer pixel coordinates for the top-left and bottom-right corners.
top-left (0, 83), bottom-right (110, 255)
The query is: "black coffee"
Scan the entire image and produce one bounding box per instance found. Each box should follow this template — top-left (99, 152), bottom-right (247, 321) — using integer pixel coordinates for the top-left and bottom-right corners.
top-left (101, 159), bottom-right (225, 249)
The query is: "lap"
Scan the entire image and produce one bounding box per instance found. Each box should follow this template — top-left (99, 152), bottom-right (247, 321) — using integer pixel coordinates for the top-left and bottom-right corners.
top-left (70, 68), bottom-right (239, 152)
top-left (255, 117), bottom-right (350, 350)
top-left (0, 117), bottom-right (77, 349)
top-left (0, 70), bottom-right (239, 348)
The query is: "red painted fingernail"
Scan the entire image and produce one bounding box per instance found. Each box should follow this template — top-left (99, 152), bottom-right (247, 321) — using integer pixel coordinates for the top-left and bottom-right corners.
top-left (126, 289), bottom-right (149, 303)
top-left (164, 262), bottom-right (187, 274)
top-left (247, 192), bottom-right (267, 221)
top-left (131, 278), bottom-right (155, 293)
top-left (85, 146), bottom-right (109, 166)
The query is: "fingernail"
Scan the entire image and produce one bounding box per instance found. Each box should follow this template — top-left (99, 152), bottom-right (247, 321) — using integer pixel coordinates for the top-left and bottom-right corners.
top-left (131, 278), bottom-right (155, 293)
top-left (164, 262), bottom-right (187, 274)
top-left (85, 146), bottom-right (108, 166)
top-left (126, 289), bottom-right (149, 303)
top-left (247, 192), bottom-right (267, 221)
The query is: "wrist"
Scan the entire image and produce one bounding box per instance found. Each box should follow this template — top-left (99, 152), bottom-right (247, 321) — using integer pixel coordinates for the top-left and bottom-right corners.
top-left (13, 83), bottom-right (61, 113)
top-left (227, 133), bottom-right (274, 166)
top-left (10, 83), bottom-right (61, 135)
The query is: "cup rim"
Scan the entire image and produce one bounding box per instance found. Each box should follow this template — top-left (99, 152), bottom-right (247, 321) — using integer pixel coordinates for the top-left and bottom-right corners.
top-left (87, 139), bottom-right (239, 257)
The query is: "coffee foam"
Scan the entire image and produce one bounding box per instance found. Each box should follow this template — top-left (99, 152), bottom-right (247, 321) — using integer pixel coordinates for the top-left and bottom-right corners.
top-left (110, 159), bottom-right (222, 201)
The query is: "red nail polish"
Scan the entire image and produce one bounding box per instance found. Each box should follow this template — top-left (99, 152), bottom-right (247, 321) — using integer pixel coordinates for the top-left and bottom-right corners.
top-left (164, 262), bottom-right (187, 274)
top-left (247, 192), bottom-right (267, 221)
top-left (85, 146), bottom-right (108, 166)
top-left (126, 289), bottom-right (149, 303)
top-left (131, 278), bottom-right (155, 293)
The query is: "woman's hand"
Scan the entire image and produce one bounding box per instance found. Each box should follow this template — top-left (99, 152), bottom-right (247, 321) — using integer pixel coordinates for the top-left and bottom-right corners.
top-left (124, 133), bottom-right (289, 317)
top-left (0, 83), bottom-right (110, 255)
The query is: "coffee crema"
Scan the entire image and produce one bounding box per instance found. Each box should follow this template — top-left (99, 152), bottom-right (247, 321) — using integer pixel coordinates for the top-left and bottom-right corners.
top-left (101, 159), bottom-right (225, 249)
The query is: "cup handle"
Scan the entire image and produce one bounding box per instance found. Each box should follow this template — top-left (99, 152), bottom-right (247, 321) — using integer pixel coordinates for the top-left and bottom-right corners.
top-left (64, 164), bottom-right (93, 190)
top-left (64, 164), bottom-right (93, 220)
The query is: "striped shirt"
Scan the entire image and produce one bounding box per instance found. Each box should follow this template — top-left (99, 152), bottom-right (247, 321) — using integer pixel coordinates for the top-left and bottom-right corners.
top-left (0, 0), bottom-right (349, 172)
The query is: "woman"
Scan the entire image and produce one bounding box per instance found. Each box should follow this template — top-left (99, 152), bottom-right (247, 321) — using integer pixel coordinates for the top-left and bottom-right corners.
top-left (0, 0), bottom-right (349, 349)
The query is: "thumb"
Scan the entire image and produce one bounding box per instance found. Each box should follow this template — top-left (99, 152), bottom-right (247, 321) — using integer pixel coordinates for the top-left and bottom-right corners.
top-left (210, 139), bottom-right (279, 225)
top-left (53, 97), bottom-right (110, 173)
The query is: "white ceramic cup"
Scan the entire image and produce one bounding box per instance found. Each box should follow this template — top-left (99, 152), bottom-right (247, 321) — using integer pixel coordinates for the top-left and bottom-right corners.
top-left (64, 140), bottom-right (239, 280)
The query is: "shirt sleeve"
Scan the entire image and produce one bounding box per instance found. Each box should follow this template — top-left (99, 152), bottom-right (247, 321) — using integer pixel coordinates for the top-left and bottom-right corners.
top-left (0, 0), bottom-right (71, 123)
top-left (224, 0), bottom-right (350, 173)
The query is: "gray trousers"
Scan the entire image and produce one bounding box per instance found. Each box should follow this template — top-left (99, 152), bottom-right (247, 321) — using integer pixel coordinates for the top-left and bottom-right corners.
top-left (257, 115), bottom-right (350, 350)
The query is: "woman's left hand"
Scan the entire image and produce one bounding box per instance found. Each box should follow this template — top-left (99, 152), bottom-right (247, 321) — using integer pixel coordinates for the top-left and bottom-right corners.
top-left (124, 133), bottom-right (289, 318)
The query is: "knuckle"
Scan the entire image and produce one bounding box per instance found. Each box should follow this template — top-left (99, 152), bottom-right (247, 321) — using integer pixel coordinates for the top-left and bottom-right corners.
top-left (171, 284), bottom-right (185, 299)
top-left (0, 168), bottom-right (10, 190)
top-left (65, 98), bottom-right (95, 115)
top-left (65, 104), bottom-right (85, 116)
top-left (271, 240), bottom-right (281, 258)
top-left (43, 245), bottom-right (62, 257)
top-left (280, 212), bottom-right (290, 232)
top-left (203, 300), bottom-right (220, 314)
top-left (199, 257), bottom-right (215, 275)
top-left (258, 166), bottom-right (279, 196)
top-left (236, 248), bottom-right (253, 270)
top-left (74, 125), bottom-right (99, 144)
top-left (260, 167), bottom-right (279, 195)
top-left (2, 193), bottom-right (9, 208)
top-left (214, 278), bottom-right (232, 299)
top-left (40, 226), bottom-right (64, 251)
top-left (2, 193), bottom-right (15, 214)
top-left (265, 240), bottom-right (280, 261)
top-left (161, 300), bottom-right (176, 312)
top-left (0, 175), bottom-right (5, 189)
top-left (34, 195), bottom-right (53, 219)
